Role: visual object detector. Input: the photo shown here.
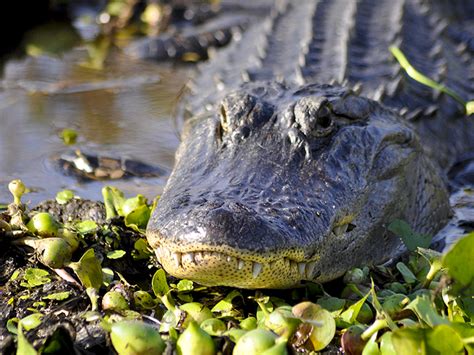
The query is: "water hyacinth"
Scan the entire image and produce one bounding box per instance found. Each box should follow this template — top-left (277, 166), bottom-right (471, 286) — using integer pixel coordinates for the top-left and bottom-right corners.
top-left (176, 321), bottom-right (215, 355)
top-left (110, 320), bottom-right (165, 355)
top-left (1, 182), bottom-right (473, 354)
top-left (27, 212), bottom-right (60, 238)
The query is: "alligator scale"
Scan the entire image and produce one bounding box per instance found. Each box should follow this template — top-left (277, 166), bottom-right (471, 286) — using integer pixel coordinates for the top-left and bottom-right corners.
top-left (146, 0), bottom-right (474, 288)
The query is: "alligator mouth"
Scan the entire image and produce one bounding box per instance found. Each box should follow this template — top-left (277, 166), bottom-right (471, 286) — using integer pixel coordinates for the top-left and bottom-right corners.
top-left (149, 222), bottom-right (354, 288)
top-left (155, 244), bottom-right (321, 288)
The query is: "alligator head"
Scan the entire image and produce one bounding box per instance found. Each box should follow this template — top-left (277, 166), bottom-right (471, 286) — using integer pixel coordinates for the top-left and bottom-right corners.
top-left (146, 82), bottom-right (450, 288)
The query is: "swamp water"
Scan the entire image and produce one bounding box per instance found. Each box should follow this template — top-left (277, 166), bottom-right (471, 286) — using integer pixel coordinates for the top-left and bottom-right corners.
top-left (0, 49), bottom-right (190, 205)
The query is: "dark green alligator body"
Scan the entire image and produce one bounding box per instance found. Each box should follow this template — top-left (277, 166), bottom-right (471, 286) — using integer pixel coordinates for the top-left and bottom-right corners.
top-left (146, 0), bottom-right (474, 288)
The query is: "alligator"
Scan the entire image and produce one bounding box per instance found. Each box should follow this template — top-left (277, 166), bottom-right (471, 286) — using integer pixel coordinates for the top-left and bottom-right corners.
top-left (146, 0), bottom-right (474, 288)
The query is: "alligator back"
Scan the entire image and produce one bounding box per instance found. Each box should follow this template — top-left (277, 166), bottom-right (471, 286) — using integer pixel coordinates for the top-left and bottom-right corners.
top-left (187, 0), bottom-right (474, 167)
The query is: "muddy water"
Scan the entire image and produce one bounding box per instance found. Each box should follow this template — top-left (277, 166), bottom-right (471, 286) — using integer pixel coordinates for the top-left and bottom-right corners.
top-left (0, 49), bottom-right (191, 205)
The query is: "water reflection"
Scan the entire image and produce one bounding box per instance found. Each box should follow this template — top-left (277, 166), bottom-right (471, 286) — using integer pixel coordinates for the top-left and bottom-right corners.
top-left (0, 49), bottom-right (191, 204)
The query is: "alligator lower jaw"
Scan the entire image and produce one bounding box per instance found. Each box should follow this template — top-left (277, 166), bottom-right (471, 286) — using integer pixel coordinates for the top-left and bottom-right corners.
top-left (154, 245), bottom-right (320, 289)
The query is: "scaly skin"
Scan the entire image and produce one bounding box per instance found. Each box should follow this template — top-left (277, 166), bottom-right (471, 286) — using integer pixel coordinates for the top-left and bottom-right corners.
top-left (146, 0), bottom-right (474, 288)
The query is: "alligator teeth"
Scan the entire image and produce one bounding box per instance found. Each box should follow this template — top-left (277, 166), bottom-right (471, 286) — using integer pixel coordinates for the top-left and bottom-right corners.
top-left (172, 252), bottom-right (182, 268)
top-left (252, 262), bottom-right (263, 278)
top-left (237, 259), bottom-right (245, 270)
top-left (298, 263), bottom-right (306, 277)
top-left (182, 252), bottom-right (195, 264)
top-left (305, 261), bottom-right (316, 279)
top-left (333, 224), bottom-right (348, 236)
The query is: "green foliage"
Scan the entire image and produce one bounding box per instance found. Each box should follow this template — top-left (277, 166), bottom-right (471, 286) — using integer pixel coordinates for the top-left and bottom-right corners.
top-left (443, 232), bottom-right (474, 296)
top-left (4, 183), bottom-right (474, 354)
top-left (59, 129), bottom-right (78, 146)
top-left (55, 189), bottom-right (75, 204)
top-left (21, 268), bottom-right (51, 288)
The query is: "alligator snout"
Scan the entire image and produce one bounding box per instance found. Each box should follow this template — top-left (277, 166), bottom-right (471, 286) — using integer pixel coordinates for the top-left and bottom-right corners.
top-left (147, 198), bottom-right (322, 288)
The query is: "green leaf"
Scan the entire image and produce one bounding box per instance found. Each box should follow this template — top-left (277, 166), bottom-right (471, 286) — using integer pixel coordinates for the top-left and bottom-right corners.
top-left (106, 250), bottom-right (126, 259)
top-left (132, 238), bottom-right (152, 260)
top-left (55, 189), bottom-right (75, 204)
top-left (151, 268), bottom-right (169, 297)
top-left (176, 279), bottom-right (194, 292)
top-left (20, 313), bottom-right (43, 331)
top-left (339, 292), bottom-right (370, 325)
top-left (391, 327), bottom-right (426, 355)
top-left (396, 262), bottom-right (418, 284)
top-left (426, 324), bottom-right (464, 354)
top-left (6, 318), bottom-right (19, 334)
top-left (59, 128), bottom-right (78, 146)
top-left (388, 220), bottom-right (431, 251)
top-left (406, 295), bottom-right (449, 327)
top-left (74, 220), bottom-right (98, 234)
top-left (379, 332), bottom-right (397, 355)
top-left (200, 318), bottom-right (227, 336)
top-left (101, 186), bottom-right (125, 220)
top-left (124, 204), bottom-right (151, 232)
top-left (21, 268), bottom-right (51, 288)
top-left (42, 292), bottom-right (71, 301)
top-left (17, 323), bottom-right (38, 355)
top-left (68, 249), bottom-right (103, 290)
top-left (211, 290), bottom-right (242, 313)
top-left (122, 194), bottom-right (148, 216)
top-left (443, 232), bottom-right (474, 296)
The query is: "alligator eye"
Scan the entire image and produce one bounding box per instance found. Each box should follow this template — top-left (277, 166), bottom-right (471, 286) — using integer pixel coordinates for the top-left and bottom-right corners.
top-left (315, 106), bottom-right (333, 128)
top-left (294, 97), bottom-right (334, 137)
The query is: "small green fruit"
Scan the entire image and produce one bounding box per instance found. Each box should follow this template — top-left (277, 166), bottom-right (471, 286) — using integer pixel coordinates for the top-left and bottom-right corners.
top-left (102, 291), bottom-right (129, 312)
top-left (233, 329), bottom-right (277, 355)
top-left (110, 321), bottom-right (165, 355)
top-left (177, 321), bottom-right (215, 355)
top-left (27, 212), bottom-right (60, 237)
top-left (37, 238), bottom-right (72, 268)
